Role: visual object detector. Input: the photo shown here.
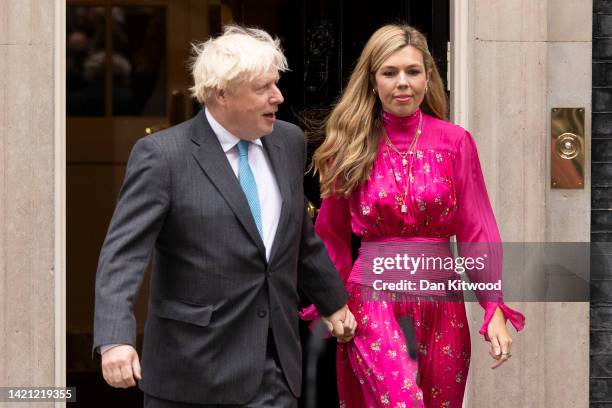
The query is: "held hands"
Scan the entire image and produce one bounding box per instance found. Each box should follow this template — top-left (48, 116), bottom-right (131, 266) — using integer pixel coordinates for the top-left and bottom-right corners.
top-left (487, 307), bottom-right (513, 369)
top-left (101, 345), bottom-right (142, 388)
top-left (322, 304), bottom-right (357, 343)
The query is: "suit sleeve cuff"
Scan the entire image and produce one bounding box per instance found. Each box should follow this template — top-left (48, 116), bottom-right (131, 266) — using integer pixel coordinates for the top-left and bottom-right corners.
top-left (99, 344), bottom-right (123, 355)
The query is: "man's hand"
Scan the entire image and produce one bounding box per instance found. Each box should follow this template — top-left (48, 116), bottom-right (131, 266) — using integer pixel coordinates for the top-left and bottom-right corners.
top-left (322, 304), bottom-right (357, 343)
top-left (101, 345), bottom-right (142, 388)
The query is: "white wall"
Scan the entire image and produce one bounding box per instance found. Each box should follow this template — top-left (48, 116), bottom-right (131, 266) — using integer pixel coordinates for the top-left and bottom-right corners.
top-left (454, 0), bottom-right (591, 406)
top-left (0, 1), bottom-right (60, 406)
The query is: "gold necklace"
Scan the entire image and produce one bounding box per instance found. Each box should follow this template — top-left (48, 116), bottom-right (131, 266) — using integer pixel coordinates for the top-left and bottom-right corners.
top-left (383, 110), bottom-right (423, 213)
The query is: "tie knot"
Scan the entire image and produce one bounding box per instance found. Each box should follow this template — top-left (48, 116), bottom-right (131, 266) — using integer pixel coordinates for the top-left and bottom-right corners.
top-left (237, 140), bottom-right (250, 157)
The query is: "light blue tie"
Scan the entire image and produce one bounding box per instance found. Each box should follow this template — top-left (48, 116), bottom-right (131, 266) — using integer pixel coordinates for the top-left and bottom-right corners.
top-left (236, 141), bottom-right (263, 238)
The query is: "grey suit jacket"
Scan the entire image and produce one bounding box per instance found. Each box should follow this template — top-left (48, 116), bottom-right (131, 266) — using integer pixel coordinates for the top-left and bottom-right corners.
top-left (92, 109), bottom-right (348, 404)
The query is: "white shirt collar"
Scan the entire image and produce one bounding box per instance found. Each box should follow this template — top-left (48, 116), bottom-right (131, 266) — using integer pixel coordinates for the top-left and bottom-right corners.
top-left (204, 107), bottom-right (263, 153)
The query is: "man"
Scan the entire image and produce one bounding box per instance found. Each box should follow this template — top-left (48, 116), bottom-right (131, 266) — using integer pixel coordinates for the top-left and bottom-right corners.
top-left (93, 25), bottom-right (356, 407)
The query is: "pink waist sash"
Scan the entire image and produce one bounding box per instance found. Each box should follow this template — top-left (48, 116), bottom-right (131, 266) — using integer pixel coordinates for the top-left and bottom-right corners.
top-left (348, 236), bottom-right (463, 297)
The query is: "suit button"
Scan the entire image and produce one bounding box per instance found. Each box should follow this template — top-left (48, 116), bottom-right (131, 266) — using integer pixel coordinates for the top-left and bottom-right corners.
top-left (258, 310), bottom-right (267, 318)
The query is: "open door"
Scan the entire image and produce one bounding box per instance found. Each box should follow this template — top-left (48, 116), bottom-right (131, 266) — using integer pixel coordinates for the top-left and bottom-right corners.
top-left (66, 1), bottom-right (216, 405)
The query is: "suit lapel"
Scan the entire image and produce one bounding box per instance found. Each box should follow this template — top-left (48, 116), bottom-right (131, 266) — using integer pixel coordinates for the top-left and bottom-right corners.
top-left (190, 110), bottom-right (267, 259)
top-left (262, 135), bottom-right (292, 264)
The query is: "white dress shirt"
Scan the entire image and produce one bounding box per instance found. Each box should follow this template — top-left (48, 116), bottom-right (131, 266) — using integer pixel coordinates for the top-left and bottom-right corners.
top-left (100, 108), bottom-right (283, 355)
top-left (204, 108), bottom-right (282, 260)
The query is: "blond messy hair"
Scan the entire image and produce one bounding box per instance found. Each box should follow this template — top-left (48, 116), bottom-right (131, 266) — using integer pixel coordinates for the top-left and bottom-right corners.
top-left (189, 25), bottom-right (288, 104)
top-left (314, 24), bottom-right (448, 198)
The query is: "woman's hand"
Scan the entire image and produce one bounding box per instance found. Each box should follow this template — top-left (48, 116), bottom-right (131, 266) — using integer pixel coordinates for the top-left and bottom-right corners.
top-left (487, 306), bottom-right (513, 369)
top-left (322, 304), bottom-right (357, 343)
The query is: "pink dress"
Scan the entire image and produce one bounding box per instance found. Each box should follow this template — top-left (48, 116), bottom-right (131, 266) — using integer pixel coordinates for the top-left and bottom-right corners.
top-left (301, 110), bottom-right (525, 408)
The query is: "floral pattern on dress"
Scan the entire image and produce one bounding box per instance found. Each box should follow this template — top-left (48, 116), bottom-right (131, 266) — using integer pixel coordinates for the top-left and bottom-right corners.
top-left (302, 110), bottom-right (525, 408)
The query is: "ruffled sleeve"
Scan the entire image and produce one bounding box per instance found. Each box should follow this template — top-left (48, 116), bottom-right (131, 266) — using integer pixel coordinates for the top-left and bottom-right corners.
top-left (452, 131), bottom-right (525, 341)
top-left (299, 195), bottom-right (353, 321)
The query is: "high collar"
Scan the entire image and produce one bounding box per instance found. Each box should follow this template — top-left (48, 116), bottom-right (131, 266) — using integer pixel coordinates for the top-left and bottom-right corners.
top-left (382, 109), bottom-right (421, 149)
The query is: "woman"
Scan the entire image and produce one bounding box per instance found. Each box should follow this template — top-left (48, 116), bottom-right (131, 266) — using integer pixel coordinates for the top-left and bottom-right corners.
top-left (300, 25), bottom-right (525, 407)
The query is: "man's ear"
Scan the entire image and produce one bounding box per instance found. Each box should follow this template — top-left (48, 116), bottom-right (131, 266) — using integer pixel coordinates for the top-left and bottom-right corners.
top-left (213, 88), bottom-right (227, 106)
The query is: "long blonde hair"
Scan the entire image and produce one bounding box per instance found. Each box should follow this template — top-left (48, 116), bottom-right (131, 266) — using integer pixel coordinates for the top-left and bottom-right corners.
top-left (314, 24), bottom-right (448, 198)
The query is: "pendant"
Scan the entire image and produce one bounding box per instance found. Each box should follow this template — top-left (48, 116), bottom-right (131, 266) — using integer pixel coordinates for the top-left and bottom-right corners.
top-left (401, 204), bottom-right (408, 213)
top-left (402, 158), bottom-right (408, 166)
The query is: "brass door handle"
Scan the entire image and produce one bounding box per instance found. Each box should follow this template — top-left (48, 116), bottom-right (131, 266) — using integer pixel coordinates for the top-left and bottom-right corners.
top-left (146, 90), bottom-right (186, 134)
top-left (307, 200), bottom-right (318, 219)
top-left (145, 124), bottom-right (168, 135)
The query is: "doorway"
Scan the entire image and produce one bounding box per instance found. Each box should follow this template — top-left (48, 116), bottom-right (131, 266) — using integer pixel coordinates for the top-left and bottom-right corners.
top-left (65, 1), bottom-right (449, 406)
top-left (66, 1), bottom-right (212, 405)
